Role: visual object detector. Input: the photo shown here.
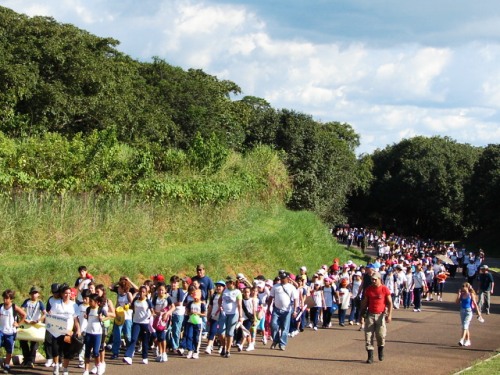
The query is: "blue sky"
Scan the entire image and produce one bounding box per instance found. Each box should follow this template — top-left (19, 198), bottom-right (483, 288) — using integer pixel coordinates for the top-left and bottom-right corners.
top-left (2, 0), bottom-right (500, 154)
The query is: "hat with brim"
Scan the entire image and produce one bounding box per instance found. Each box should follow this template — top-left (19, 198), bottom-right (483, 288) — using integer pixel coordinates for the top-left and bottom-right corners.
top-left (29, 286), bottom-right (40, 294)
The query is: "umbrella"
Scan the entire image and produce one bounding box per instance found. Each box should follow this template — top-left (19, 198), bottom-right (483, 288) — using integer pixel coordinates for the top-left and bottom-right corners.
top-left (435, 254), bottom-right (453, 265)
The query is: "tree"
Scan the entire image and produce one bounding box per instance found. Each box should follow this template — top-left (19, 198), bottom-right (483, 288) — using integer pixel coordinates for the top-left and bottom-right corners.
top-left (354, 136), bottom-right (481, 238)
top-left (465, 144), bottom-right (500, 247)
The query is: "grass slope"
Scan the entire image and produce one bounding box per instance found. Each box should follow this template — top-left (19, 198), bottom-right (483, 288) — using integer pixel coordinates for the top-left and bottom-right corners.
top-left (0, 196), bottom-right (366, 299)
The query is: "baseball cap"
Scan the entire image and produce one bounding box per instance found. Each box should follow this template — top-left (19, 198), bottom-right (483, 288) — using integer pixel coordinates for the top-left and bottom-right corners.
top-left (279, 272), bottom-right (290, 279)
top-left (215, 280), bottom-right (226, 286)
top-left (29, 286), bottom-right (40, 294)
top-left (371, 272), bottom-right (382, 280)
top-left (366, 264), bottom-right (375, 269)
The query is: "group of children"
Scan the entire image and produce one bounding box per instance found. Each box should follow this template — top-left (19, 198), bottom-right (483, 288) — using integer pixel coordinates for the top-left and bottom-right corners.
top-left (0, 252), bottom-right (461, 374)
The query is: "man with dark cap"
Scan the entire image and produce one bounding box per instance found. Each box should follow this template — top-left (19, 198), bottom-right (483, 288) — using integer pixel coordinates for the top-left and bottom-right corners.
top-left (360, 271), bottom-right (393, 364)
top-left (477, 265), bottom-right (494, 315)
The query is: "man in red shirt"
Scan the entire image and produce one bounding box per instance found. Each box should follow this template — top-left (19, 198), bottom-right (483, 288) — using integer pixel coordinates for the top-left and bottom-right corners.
top-left (360, 271), bottom-right (393, 363)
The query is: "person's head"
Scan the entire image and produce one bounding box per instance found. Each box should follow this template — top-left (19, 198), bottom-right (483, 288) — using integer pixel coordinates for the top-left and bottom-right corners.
top-left (29, 286), bottom-right (40, 301)
top-left (78, 266), bottom-right (88, 278)
top-left (60, 285), bottom-right (72, 301)
top-left (313, 281), bottom-right (321, 289)
top-left (460, 282), bottom-right (474, 294)
top-left (181, 277), bottom-right (191, 289)
top-left (196, 264), bottom-right (206, 277)
top-left (299, 266), bottom-right (307, 275)
top-left (191, 288), bottom-right (202, 302)
top-left (192, 279), bottom-right (200, 289)
top-left (170, 275), bottom-right (180, 289)
top-left (371, 272), bottom-right (382, 287)
top-left (2, 289), bottom-right (15, 304)
top-left (95, 284), bottom-right (106, 298)
top-left (143, 279), bottom-right (154, 294)
top-left (138, 285), bottom-right (148, 300)
top-left (243, 287), bottom-right (251, 298)
top-left (89, 293), bottom-right (99, 308)
top-left (226, 277), bottom-right (236, 289)
top-left (279, 272), bottom-right (290, 284)
top-left (481, 265), bottom-right (489, 273)
top-left (215, 280), bottom-right (226, 293)
top-left (88, 282), bottom-right (96, 294)
top-left (157, 283), bottom-right (167, 297)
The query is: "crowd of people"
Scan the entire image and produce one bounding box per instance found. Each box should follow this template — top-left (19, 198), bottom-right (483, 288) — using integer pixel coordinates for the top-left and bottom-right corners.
top-left (0, 233), bottom-right (495, 374)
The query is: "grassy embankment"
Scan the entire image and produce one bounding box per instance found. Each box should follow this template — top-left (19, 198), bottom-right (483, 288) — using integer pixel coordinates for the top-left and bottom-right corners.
top-left (0, 195), bottom-right (366, 299)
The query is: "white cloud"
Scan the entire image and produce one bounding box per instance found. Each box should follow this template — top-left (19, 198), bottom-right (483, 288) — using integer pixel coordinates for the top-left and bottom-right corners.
top-left (1, 0), bottom-right (500, 154)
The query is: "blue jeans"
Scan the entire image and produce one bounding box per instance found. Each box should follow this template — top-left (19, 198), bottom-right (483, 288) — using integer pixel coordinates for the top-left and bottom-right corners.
top-left (185, 323), bottom-right (202, 352)
top-left (112, 319), bottom-right (132, 356)
top-left (271, 308), bottom-right (291, 347)
top-left (310, 307), bottom-right (321, 328)
top-left (125, 323), bottom-right (150, 359)
top-left (84, 333), bottom-right (101, 359)
top-left (169, 314), bottom-right (184, 350)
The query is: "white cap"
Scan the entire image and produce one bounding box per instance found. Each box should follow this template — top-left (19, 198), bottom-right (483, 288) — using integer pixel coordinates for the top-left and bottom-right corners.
top-left (300, 266), bottom-right (307, 271)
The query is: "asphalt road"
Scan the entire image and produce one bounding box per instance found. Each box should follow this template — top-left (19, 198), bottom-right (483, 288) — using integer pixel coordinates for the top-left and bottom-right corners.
top-left (13, 270), bottom-right (500, 375)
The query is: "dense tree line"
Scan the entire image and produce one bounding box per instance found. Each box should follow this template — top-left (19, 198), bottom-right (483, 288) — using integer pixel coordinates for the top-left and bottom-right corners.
top-left (349, 137), bottom-right (499, 250)
top-left (0, 6), bottom-right (366, 224)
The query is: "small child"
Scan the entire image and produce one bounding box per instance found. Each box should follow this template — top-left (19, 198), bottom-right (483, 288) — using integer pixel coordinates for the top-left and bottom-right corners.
top-left (20, 286), bottom-right (46, 368)
top-left (0, 289), bottom-right (27, 374)
top-left (338, 279), bottom-right (351, 326)
top-left (205, 281), bottom-right (225, 355)
top-left (185, 289), bottom-right (206, 359)
top-left (83, 294), bottom-right (107, 375)
top-left (75, 266), bottom-right (94, 304)
top-left (152, 283), bottom-right (173, 362)
top-left (77, 290), bottom-right (91, 368)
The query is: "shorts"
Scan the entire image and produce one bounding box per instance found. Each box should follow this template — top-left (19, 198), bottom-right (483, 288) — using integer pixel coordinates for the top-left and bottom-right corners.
top-left (0, 332), bottom-right (15, 354)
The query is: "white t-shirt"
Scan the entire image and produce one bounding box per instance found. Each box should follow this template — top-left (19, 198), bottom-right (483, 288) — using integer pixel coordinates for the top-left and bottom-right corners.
top-left (0, 304), bottom-right (17, 335)
top-left (270, 283), bottom-right (297, 311)
top-left (85, 306), bottom-right (104, 335)
top-left (221, 288), bottom-right (242, 315)
top-left (132, 298), bottom-right (152, 324)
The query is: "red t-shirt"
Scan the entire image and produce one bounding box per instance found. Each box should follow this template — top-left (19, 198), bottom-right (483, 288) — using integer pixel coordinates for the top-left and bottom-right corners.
top-left (365, 284), bottom-right (391, 314)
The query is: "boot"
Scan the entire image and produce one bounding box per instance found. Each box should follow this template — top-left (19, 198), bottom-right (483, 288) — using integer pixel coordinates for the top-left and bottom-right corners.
top-left (378, 346), bottom-right (384, 361)
top-left (366, 350), bottom-right (374, 364)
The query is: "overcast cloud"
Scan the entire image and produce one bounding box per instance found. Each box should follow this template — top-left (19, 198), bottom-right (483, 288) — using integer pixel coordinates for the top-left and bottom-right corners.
top-left (1, 0), bottom-right (499, 154)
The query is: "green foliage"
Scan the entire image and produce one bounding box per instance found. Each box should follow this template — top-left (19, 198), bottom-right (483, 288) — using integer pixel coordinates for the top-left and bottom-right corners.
top-left (187, 132), bottom-right (229, 173)
top-left (354, 136), bottom-right (481, 238)
top-left (465, 144), bottom-right (500, 248)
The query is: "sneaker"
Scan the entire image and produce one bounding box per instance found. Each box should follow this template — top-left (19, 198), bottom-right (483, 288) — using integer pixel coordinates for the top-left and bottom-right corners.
top-left (356, 322), bottom-right (360, 326)
top-left (105, 344), bottom-right (112, 351)
top-left (205, 346), bottom-right (212, 355)
top-left (83, 372), bottom-right (89, 375)
top-left (176, 348), bottom-right (184, 356)
top-left (186, 351), bottom-right (193, 359)
top-left (246, 343), bottom-right (255, 351)
top-left (62, 368), bottom-right (69, 375)
top-left (46, 359), bottom-right (54, 368)
top-left (349, 321), bottom-right (354, 325)
top-left (193, 352), bottom-right (199, 359)
top-left (2, 366), bottom-right (10, 374)
top-left (413, 309), bottom-right (419, 312)
top-left (91, 366), bottom-right (98, 375)
top-left (340, 323), bottom-right (345, 327)
top-left (236, 343), bottom-right (243, 352)
top-left (279, 345), bottom-right (286, 351)
top-left (122, 357), bottom-right (132, 365)
top-left (97, 364), bottom-right (104, 375)
top-left (224, 352), bottom-right (230, 358)
top-left (464, 340), bottom-right (471, 347)
top-left (328, 323), bottom-right (332, 328)
top-left (458, 338), bottom-right (464, 346)
top-left (307, 323), bottom-right (313, 328)
top-left (270, 342), bottom-right (277, 349)
top-left (313, 326), bottom-right (318, 331)
top-left (78, 361), bottom-right (85, 368)
top-left (142, 358), bottom-right (148, 365)
top-left (162, 353), bottom-right (168, 362)
top-left (262, 336), bottom-right (267, 345)
top-left (155, 355), bottom-right (162, 362)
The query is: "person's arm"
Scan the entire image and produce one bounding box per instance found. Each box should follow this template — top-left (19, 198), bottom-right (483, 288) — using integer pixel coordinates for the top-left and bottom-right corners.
top-left (237, 295), bottom-right (244, 321)
top-left (491, 281), bottom-right (495, 294)
top-left (106, 298), bottom-right (116, 319)
top-left (14, 305), bottom-right (27, 326)
top-left (360, 294), bottom-right (368, 317)
top-left (385, 292), bottom-right (393, 323)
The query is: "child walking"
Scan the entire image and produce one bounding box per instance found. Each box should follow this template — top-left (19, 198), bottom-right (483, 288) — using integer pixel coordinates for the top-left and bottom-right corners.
top-left (0, 289), bottom-right (27, 374)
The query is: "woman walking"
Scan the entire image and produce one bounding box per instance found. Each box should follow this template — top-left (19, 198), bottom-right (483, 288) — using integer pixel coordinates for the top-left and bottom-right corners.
top-left (456, 282), bottom-right (483, 347)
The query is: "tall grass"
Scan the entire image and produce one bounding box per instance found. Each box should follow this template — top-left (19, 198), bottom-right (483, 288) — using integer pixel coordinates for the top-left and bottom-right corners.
top-left (0, 194), bottom-right (365, 299)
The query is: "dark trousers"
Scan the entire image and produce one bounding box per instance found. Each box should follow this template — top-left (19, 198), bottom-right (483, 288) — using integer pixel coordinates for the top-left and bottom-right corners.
top-left (20, 340), bottom-right (39, 364)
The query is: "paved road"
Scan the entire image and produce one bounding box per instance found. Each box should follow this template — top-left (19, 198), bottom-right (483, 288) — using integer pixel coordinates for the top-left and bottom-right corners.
top-left (15, 270), bottom-right (500, 375)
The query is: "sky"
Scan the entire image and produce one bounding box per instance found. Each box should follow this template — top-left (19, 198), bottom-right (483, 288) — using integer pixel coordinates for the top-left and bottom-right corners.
top-left (2, 0), bottom-right (500, 154)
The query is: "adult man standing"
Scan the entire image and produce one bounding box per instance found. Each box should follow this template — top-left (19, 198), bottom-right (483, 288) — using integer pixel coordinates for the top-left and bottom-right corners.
top-left (267, 271), bottom-right (298, 351)
top-left (477, 265), bottom-right (495, 315)
top-left (192, 264), bottom-right (215, 335)
top-left (360, 272), bottom-right (393, 364)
